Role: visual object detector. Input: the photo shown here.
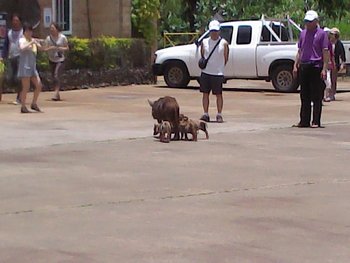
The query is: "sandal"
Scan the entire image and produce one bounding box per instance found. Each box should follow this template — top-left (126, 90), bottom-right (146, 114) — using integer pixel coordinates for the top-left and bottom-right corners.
top-left (20, 106), bottom-right (30, 113)
top-left (30, 104), bottom-right (42, 112)
top-left (311, 123), bottom-right (324, 128)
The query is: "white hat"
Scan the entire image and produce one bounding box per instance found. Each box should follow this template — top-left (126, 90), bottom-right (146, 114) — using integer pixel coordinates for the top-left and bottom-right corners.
top-left (209, 20), bottom-right (220, 31)
top-left (304, 10), bottom-right (318, 22)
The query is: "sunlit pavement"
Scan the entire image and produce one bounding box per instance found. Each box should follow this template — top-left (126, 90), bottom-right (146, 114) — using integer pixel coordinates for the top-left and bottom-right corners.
top-left (0, 79), bottom-right (349, 262)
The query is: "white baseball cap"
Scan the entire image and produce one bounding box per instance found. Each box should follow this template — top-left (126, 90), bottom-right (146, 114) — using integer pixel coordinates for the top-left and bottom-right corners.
top-left (209, 20), bottom-right (220, 31)
top-left (304, 10), bottom-right (318, 22)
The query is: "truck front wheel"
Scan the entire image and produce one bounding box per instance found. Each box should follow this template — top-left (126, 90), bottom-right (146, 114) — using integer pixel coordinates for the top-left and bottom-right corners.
top-left (271, 64), bottom-right (299, 92)
top-left (163, 62), bottom-right (190, 88)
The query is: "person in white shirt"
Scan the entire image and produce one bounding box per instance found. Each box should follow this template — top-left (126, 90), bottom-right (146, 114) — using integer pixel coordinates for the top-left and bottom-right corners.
top-left (44, 22), bottom-right (69, 101)
top-left (199, 20), bottom-right (229, 123)
top-left (5, 14), bottom-right (23, 104)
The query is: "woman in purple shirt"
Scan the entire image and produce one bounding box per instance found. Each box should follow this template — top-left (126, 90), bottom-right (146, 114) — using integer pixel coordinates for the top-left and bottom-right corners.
top-left (293, 10), bottom-right (329, 128)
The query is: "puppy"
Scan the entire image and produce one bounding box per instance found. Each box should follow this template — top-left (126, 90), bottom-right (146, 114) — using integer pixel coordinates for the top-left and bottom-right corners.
top-left (179, 114), bottom-right (209, 141)
top-left (154, 122), bottom-right (174, 138)
top-left (159, 121), bottom-right (172, 143)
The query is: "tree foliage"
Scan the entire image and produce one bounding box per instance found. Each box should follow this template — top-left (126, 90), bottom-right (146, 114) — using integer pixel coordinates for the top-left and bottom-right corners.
top-left (131, 0), bottom-right (160, 44)
top-left (132, 0), bottom-right (350, 45)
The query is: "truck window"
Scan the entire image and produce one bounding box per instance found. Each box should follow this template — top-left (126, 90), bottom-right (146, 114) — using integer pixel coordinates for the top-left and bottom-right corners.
top-left (272, 23), bottom-right (289, 41)
top-left (237, 25), bottom-right (252, 45)
top-left (199, 26), bottom-right (233, 44)
top-left (261, 24), bottom-right (290, 42)
top-left (220, 26), bottom-right (233, 44)
top-left (261, 26), bottom-right (272, 42)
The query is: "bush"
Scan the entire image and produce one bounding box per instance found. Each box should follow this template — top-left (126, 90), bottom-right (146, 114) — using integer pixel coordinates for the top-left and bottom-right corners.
top-left (33, 37), bottom-right (152, 91)
top-left (37, 51), bottom-right (49, 72)
top-left (67, 37), bottom-right (91, 69)
top-left (0, 60), bottom-right (5, 75)
top-left (36, 37), bottom-right (150, 71)
top-left (89, 37), bottom-right (132, 69)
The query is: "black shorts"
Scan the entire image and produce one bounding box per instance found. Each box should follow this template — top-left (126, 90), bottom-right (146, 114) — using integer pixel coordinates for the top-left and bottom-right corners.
top-left (199, 72), bottom-right (224, 95)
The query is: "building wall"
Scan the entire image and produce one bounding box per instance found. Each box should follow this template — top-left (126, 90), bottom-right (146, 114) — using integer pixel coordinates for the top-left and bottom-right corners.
top-left (36, 0), bottom-right (131, 38)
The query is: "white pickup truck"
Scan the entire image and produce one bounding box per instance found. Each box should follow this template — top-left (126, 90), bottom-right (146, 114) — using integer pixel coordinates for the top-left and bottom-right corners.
top-left (153, 17), bottom-right (302, 92)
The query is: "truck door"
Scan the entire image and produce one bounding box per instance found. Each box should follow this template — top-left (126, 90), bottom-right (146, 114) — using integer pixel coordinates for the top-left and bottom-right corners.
top-left (226, 25), bottom-right (257, 78)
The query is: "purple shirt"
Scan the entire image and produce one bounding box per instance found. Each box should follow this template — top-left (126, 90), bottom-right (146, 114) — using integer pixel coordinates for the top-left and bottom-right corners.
top-left (298, 27), bottom-right (329, 67)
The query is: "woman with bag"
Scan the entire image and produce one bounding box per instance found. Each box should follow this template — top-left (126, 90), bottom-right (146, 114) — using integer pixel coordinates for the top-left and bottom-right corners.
top-left (45, 23), bottom-right (69, 101)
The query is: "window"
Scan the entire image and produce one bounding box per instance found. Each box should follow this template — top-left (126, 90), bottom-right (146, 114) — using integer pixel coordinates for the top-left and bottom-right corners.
top-left (261, 23), bottom-right (290, 42)
top-left (237, 25), bottom-right (252, 45)
top-left (272, 23), bottom-right (289, 41)
top-left (220, 26), bottom-right (233, 44)
top-left (52, 0), bottom-right (72, 34)
top-left (198, 26), bottom-right (233, 44)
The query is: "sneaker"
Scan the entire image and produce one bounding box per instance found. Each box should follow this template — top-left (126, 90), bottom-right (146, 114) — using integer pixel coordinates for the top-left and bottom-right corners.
top-left (216, 114), bottom-right (224, 123)
top-left (292, 122), bottom-right (310, 128)
top-left (52, 94), bottom-right (61, 101)
top-left (200, 114), bottom-right (210, 122)
top-left (30, 104), bottom-right (42, 112)
top-left (12, 98), bottom-right (21, 105)
top-left (311, 123), bottom-right (324, 128)
top-left (20, 106), bottom-right (30, 113)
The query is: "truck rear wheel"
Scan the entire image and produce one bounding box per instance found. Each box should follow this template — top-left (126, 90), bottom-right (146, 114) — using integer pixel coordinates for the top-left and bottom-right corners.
top-left (164, 62), bottom-right (190, 88)
top-left (271, 64), bottom-right (299, 92)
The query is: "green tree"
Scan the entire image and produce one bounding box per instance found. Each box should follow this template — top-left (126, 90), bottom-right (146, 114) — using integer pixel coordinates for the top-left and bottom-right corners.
top-left (132, 0), bottom-right (350, 45)
top-left (131, 0), bottom-right (160, 44)
top-left (318, 0), bottom-right (350, 20)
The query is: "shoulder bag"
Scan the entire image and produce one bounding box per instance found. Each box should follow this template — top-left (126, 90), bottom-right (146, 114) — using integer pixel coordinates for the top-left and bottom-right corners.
top-left (198, 38), bottom-right (222, 70)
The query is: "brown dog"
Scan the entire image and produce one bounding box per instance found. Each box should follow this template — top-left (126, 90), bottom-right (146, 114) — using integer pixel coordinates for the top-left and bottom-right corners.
top-left (154, 122), bottom-right (175, 137)
top-left (159, 121), bottom-right (172, 143)
top-left (179, 114), bottom-right (209, 141)
top-left (148, 96), bottom-right (180, 140)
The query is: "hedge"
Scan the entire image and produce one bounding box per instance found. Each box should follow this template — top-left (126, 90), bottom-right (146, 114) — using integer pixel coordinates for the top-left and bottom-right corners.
top-left (37, 36), bottom-right (150, 71)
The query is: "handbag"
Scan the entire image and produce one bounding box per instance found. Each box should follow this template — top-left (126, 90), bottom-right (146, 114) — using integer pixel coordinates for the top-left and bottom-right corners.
top-left (198, 38), bottom-right (222, 70)
top-left (50, 35), bottom-right (63, 58)
top-left (198, 57), bottom-right (207, 69)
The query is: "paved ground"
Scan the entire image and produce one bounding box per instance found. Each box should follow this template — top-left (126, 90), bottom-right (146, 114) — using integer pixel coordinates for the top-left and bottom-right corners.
top-left (0, 79), bottom-right (350, 262)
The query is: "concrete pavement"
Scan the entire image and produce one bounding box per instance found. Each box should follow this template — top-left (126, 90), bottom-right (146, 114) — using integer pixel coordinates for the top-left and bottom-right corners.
top-left (0, 79), bottom-right (350, 262)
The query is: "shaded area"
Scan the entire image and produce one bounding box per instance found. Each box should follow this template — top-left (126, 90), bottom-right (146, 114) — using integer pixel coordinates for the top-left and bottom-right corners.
top-left (0, 0), bottom-right (40, 27)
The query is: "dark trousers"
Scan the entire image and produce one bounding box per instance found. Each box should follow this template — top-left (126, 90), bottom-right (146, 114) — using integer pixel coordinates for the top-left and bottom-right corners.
top-left (5, 57), bottom-right (21, 99)
top-left (49, 61), bottom-right (65, 87)
top-left (299, 65), bottom-right (325, 126)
